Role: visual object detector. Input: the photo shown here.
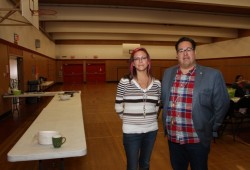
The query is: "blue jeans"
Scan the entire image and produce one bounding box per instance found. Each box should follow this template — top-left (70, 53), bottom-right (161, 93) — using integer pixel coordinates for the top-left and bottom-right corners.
top-left (168, 141), bottom-right (210, 170)
top-left (123, 130), bottom-right (158, 170)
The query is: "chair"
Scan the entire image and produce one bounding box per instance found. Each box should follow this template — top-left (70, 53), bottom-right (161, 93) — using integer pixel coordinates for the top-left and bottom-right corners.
top-left (218, 96), bottom-right (250, 141)
top-left (233, 96), bottom-right (250, 137)
top-left (234, 96), bottom-right (250, 111)
top-left (27, 80), bottom-right (40, 92)
top-left (217, 100), bottom-right (235, 139)
top-left (234, 87), bottom-right (245, 97)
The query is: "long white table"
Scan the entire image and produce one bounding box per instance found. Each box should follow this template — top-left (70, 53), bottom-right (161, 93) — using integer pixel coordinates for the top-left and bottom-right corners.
top-left (7, 92), bottom-right (87, 169)
top-left (3, 92), bottom-right (59, 115)
top-left (40, 81), bottom-right (55, 91)
top-left (3, 92), bottom-right (58, 98)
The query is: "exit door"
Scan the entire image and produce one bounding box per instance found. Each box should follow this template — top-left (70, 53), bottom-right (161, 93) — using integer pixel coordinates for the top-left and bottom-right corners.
top-left (86, 63), bottom-right (105, 83)
top-left (63, 64), bottom-right (83, 84)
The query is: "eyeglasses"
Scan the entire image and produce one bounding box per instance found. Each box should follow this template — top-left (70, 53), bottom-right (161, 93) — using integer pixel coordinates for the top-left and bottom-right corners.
top-left (133, 56), bottom-right (148, 62)
top-left (177, 47), bottom-right (194, 54)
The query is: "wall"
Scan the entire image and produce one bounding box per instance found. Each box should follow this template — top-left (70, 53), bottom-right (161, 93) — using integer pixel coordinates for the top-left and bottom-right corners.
top-left (55, 45), bottom-right (174, 59)
top-left (197, 37), bottom-right (250, 58)
top-left (0, 40), bottom-right (56, 116)
top-left (1, 38), bottom-right (250, 117)
top-left (198, 57), bottom-right (250, 83)
top-left (55, 57), bottom-right (250, 84)
top-left (22, 51), bottom-right (56, 91)
top-left (0, 43), bottom-right (12, 115)
top-left (0, 0), bottom-right (56, 59)
top-left (55, 37), bottom-right (250, 60)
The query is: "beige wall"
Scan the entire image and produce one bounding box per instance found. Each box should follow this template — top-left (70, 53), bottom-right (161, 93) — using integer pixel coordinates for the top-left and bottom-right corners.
top-left (55, 45), bottom-right (175, 59)
top-left (55, 37), bottom-right (250, 60)
top-left (197, 37), bottom-right (250, 58)
top-left (0, 0), bottom-right (55, 59)
top-left (0, 25), bottom-right (56, 58)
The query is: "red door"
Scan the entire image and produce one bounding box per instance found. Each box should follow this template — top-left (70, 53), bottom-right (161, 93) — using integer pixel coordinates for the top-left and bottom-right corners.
top-left (86, 63), bottom-right (105, 83)
top-left (63, 64), bottom-right (83, 84)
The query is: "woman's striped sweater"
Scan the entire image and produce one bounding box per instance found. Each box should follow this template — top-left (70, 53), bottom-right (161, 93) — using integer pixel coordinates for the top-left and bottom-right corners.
top-left (115, 78), bottom-right (161, 134)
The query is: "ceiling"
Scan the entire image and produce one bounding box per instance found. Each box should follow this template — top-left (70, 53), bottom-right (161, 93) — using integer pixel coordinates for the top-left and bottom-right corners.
top-left (2, 0), bottom-right (250, 46)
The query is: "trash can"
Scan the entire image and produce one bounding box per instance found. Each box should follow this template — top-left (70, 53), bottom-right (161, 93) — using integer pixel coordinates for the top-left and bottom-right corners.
top-left (26, 80), bottom-right (40, 104)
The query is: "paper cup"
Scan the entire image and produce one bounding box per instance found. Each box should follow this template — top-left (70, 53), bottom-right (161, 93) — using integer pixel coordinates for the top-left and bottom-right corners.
top-left (38, 131), bottom-right (60, 145)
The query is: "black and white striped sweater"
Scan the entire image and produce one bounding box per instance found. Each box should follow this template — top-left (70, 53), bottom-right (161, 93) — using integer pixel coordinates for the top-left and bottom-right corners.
top-left (115, 78), bottom-right (161, 133)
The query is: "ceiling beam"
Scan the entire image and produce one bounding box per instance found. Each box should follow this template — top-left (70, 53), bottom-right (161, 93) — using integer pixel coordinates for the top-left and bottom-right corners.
top-left (45, 22), bottom-right (238, 39)
top-left (150, 0), bottom-right (250, 8)
top-left (39, 6), bottom-right (250, 29)
top-left (52, 33), bottom-right (212, 43)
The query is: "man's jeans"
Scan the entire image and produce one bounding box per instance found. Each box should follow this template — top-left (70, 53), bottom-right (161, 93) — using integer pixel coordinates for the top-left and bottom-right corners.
top-left (123, 130), bottom-right (158, 170)
top-left (168, 141), bottom-right (210, 170)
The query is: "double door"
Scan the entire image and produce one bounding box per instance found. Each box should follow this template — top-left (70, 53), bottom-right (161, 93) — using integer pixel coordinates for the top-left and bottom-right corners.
top-left (86, 63), bottom-right (105, 83)
top-left (63, 64), bottom-right (83, 84)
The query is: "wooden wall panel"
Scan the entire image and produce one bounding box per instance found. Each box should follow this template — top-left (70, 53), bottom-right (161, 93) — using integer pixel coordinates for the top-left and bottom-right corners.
top-left (22, 51), bottom-right (36, 91)
top-left (35, 54), bottom-right (48, 79)
top-left (56, 60), bottom-right (63, 83)
top-left (48, 59), bottom-right (56, 81)
top-left (99, 59), bottom-right (175, 82)
top-left (105, 57), bottom-right (249, 83)
top-left (151, 60), bottom-right (178, 80)
top-left (117, 67), bottom-right (128, 80)
top-left (0, 43), bottom-right (12, 115)
top-left (7, 46), bottom-right (23, 56)
top-left (198, 57), bottom-right (250, 84)
top-left (106, 60), bottom-right (129, 81)
top-left (151, 66), bottom-right (160, 80)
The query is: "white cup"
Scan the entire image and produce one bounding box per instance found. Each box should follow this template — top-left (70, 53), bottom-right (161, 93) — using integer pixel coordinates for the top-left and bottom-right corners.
top-left (38, 131), bottom-right (60, 145)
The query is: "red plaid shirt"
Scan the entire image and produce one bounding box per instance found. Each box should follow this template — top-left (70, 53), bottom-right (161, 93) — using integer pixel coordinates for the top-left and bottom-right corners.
top-left (166, 67), bottom-right (200, 144)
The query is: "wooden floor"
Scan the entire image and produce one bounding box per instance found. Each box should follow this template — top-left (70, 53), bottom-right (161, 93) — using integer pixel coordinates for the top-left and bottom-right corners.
top-left (1, 83), bottom-right (250, 170)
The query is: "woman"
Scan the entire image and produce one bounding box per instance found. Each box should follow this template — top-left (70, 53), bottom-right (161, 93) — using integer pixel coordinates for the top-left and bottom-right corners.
top-left (115, 47), bottom-right (161, 170)
top-left (232, 75), bottom-right (249, 97)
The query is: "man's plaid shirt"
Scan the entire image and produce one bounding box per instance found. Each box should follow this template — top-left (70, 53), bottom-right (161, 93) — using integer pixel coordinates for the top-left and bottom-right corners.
top-left (166, 67), bottom-right (200, 144)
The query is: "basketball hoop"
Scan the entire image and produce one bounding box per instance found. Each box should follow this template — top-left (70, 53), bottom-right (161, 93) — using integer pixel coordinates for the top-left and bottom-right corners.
top-left (31, 9), bottom-right (57, 16)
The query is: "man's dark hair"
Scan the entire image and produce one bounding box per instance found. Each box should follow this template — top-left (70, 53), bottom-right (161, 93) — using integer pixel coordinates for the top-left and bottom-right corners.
top-left (175, 37), bottom-right (196, 51)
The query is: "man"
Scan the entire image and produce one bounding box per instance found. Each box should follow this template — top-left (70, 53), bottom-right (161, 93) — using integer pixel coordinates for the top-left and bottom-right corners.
top-left (161, 37), bottom-right (230, 170)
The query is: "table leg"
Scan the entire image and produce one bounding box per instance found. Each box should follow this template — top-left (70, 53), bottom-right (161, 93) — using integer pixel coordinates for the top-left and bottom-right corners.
top-left (38, 159), bottom-right (64, 170)
top-left (39, 160), bottom-right (43, 170)
top-left (60, 158), bottom-right (64, 170)
top-left (12, 97), bottom-right (19, 116)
